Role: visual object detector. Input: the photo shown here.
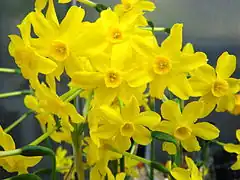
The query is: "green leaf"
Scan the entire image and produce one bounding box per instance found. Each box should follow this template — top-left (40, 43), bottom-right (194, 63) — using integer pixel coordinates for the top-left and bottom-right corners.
top-left (151, 131), bottom-right (177, 146)
top-left (5, 174), bottom-right (41, 180)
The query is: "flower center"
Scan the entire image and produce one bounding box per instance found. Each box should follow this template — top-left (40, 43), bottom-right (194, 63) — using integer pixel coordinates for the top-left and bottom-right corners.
top-left (123, 3), bottom-right (133, 11)
top-left (174, 126), bottom-right (192, 141)
top-left (212, 79), bottom-right (229, 97)
top-left (51, 40), bottom-right (69, 62)
top-left (153, 56), bottom-right (172, 75)
top-left (105, 70), bottom-right (122, 88)
top-left (121, 122), bottom-right (135, 137)
top-left (110, 28), bottom-right (123, 43)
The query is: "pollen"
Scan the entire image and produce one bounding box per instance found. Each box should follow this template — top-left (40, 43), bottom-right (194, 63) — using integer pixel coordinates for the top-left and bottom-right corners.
top-left (153, 56), bottom-right (172, 75)
top-left (51, 40), bottom-right (69, 62)
top-left (212, 79), bottom-right (229, 97)
top-left (120, 122), bottom-right (135, 137)
top-left (105, 70), bottom-right (122, 88)
top-left (174, 126), bottom-right (192, 141)
top-left (110, 28), bottom-right (123, 43)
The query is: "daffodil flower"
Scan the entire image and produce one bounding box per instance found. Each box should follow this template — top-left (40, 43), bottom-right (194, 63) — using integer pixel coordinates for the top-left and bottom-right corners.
top-left (171, 156), bottom-right (202, 180)
top-left (0, 126), bottom-right (42, 174)
top-left (148, 23), bottom-right (207, 100)
top-left (224, 129), bottom-right (240, 170)
top-left (189, 52), bottom-right (239, 117)
top-left (90, 96), bottom-right (161, 151)
top-left (70, 53), bottom-right (151, 105)
top-left (157, 100), bottom-right (219, 152)
top-left (56, 147), bottom-right (73, 173)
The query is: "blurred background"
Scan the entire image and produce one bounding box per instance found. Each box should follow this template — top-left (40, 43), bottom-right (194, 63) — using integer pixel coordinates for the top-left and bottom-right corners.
top-left (0, 0), bottom-right (240, 179)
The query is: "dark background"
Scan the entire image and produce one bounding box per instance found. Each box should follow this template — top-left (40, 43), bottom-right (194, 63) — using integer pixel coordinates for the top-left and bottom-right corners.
top-left (1, 0), bottom-right (240, 179)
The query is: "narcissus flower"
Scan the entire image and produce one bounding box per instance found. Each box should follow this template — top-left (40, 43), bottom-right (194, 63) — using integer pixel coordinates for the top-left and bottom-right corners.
top-left (90, 96), bottom-right (161, 151)
top-left (56, 146), bottom-right (73, 173)
top-left (189, 52), bottom-right (239, 117)
top-left (157, 100), bottom-right (219, 152)
top-left (0, 126), bottom-right (42, 174)
top-left (148, 23), bottom-right (207, 100)
top-left (171, 156), bottom-right (202, 180)
top-left (24, 83), bottom-right (84, 132)
top-left (229, 94), bottom-right (240, 115)
top-left (70, 53), bottom-right (151, 105)
top-left (224, 129), bottom-right (240, 170)
top-left (8, 13), bottom-right (57, 82)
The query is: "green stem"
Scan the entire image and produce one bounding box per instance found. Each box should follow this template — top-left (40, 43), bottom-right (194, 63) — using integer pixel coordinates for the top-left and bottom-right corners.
top-left (4, 110), bottom-right (33, 133)
top-left (78, 0), bottom-right (96, 7)
top-left (120, 157), bottom-right (125, 172)
top-left (0, 149), bottom-right (22, 158)
top-left (141, 27), bottom-right (168, 32)
top-left (29, 125), bottom-right (60, 146)
top-left (71, 125), bottom-right (85, 180)
top-left (64, 89), bottom-right (83, 102)
top-left (211, 140), bottom-right (225, 146)
top-left (0, 90), bottom-right (31, 98)
top-left (0, 68), bottom-right (21, 74)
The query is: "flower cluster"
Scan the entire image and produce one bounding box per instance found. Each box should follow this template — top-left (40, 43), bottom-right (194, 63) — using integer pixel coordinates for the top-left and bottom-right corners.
top-left (0, 0), bottom-right (240, 179)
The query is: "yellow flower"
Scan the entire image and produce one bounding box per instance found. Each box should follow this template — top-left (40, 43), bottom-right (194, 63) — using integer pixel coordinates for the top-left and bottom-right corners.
top-left (56, 147), bottom-right (73, 173)
top-left (229, 94), bottom-right (240, 115)
top-left (77, 8), bottom-right (157, 59)
top-left (90, 96), bottom-right (161, 151)
top-left (124, 157), bottom-right (139, 177)
top-left (0, 126), bottom-right (42, 174)
top-left (224, 129), bottom-right (240, 170)
top-left (162, 142), bottom-right (177, 155)
top-left (8, 13), bottom-right (57, 82)
top-left (70, 53), bottom-right (151, 105)
top-left (157, 100), bottom-right (219, 152)
top-left (24, 83), bottom-right (84, 132)
top-left (148, 24), bottom-right (207, 100)
top-left (84, 137), bottom-right (121, 180)
top-left (171, 156), bottom-right (202, 180)
top-left (189, 52), bottom-right (239, 117)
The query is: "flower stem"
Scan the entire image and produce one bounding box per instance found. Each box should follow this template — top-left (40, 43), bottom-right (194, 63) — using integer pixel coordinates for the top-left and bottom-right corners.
top-left (78, 0), bottom-right (96, 7)
top-left (64, 89), bottom-right (83, 102)
top-left (141, 27), bottom-right (168, 32)
top-left (4, 110), bottom-right (33, 133)
top-left (0, 68), bottom-right (21, 74)
top-left (0, 90), bottom-right (31, 98)
top-left (29, 124), bottom-right (60, 146)
top-left (0, 149), bottom-right (22, 158)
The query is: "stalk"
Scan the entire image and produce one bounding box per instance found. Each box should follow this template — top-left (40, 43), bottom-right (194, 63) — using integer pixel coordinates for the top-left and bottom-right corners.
top-left (0, 90), bottom-right (31, 98)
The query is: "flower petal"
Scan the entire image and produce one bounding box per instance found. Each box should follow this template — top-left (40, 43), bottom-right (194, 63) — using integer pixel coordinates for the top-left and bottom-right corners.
top-left (99, 105), bottom-right (123, 124)
top-left (181, 135), bottom-right (201, 152)
top-left (122, 96), bottom-right (140, 121)
top-left (162, 142), bottom-right (177, 155)
top-left (199, 92), bottom-right (218, 118)
top-left (216, 52), bottom-right (236, 79)
top-left (161, 100), bottom-right (181, 122)
top-left (181, 101), bottom-right (203, 124)
top-left (150, 76), bottom-right (168, 99)
top-left (94, 86), bottom-right (118, 106)
top-left (135, 111), bottom-right (161, 130)
top-left (133, 125), bottom-right (152, 145)
top-left (216, 94), bottom-right (235, 112)
top-left (70, 72), bottom-right (104, 89)
top-left (237, 130), bottom-right (240, 142)
top-left (168, 74), bottom-right (192, 100)
top-left (114, 134), bottom-right (131, 152)
top-left (224, 144), bottom-right (240, 154)
top-left (191, 122), bottom-right (220, 140)
top-left (171, 168), bottom-right (191, 180)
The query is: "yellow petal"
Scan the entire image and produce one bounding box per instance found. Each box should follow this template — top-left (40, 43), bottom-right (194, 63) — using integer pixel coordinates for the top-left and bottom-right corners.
top-left (161, 23), bottom-right (183, 52)
top-left (132, 125), bottom-right (152, 145)
top-left (93, 86), bottom-right (117, 106)
top-left (121, 96), bottom-right (140, 121)
top-left (161, 100), bottom-right (181, 122)
top-left (150, 76), bottom-right (168, 99)
top-left (0, 128), bottom-right (16, 150)
top-left (58, 0), bottom-right (71, 3)
top-left (183, 43), bottom-right (194, 54)
top-left (168, 74), bottom-right (192, 100)
top-left (171, 168), bottom-right (191, 180)
top-left (227, 78), bottom-right (240, 94)
top-left (116, 172), bottom-right (126, 180)
top-left (138, 1), bottom-right (156, 11)
top-left (231, 155), bottom-right (240, 170)
top-left (135, 111), bottom-right (161, 130)
top-left (35, 53), bottom-right (57, 74)
top-left (70, 72), bottom-right (104, 89)
top-left (216, 94), bottom-right (235, 112)
top-left (199, 93), bottom-right (218, 118)
top-left (216, 52), bottom-right (236, 79)
top-left (237, 130), bottom-right (240, 142)
top-left (95, 124), bottom-right (118, 139)
top-left (190, 64), bottom-right (216, 83)
top-left (60, 6), bottom-right (85, 36)
top-left (224, 144), bottom-right (240, 154)
top-left (35, 0), bottom-right (48, 10)
top-left (114, 134), bottom-right (131, 152)
top-left (162, 142), bottom-right (177, 155)
top-left (46, 0), bottom-right (59, 26)
top-left (192, 122), bottom-right (220, 140)
top-left (181, 135), bottom-right (201, 152)
top-left (99, 106), bottom-right (123, 124)
top-left (24, 95), bottom-right (39, 111)
top-left (181, 101), bottom-right (203, 124)
top-left (155, 121), bottom-right (175, 135)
